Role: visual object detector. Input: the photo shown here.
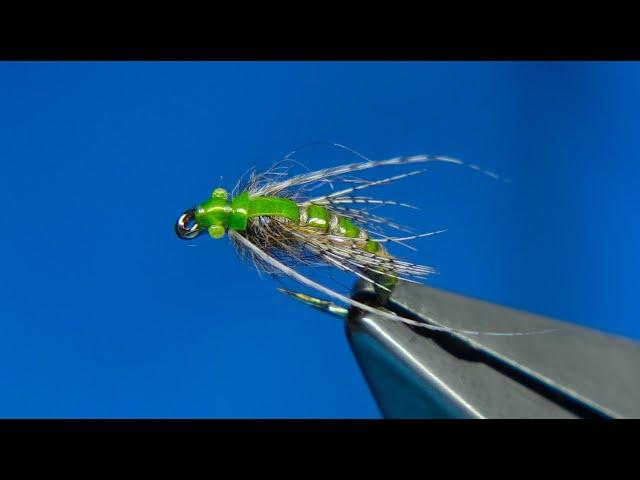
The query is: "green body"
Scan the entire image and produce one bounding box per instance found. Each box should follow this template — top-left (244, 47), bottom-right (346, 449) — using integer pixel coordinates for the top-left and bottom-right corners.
top-left (193, 187), bottom-right (395, 296)
top-left (194, 188), bottom-right (380, 253)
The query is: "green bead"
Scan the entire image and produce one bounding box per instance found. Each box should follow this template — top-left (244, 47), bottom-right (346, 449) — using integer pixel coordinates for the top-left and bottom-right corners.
top-left (365, 240), bottom-right (380, 253)
top-left (208, 225), bottom-right (225, 239)
top-left (338, 216), bottom-right (359, 238)
top-left (212, 187), bottom-right (228, 200)
top-left (306, 205), bottom-right (329, 230)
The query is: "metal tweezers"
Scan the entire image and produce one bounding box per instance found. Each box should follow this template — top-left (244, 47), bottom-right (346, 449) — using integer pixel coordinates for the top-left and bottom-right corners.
top-left (346, 280), bottom-right (640, 418)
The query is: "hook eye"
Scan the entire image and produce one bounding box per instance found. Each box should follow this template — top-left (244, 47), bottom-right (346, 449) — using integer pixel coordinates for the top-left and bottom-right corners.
top-left (175, 208), bottom-right (201, 240)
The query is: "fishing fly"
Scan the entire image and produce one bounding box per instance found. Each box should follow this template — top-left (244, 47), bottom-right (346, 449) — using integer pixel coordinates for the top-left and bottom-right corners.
top-left (175, 146), bottom-right (551, 336)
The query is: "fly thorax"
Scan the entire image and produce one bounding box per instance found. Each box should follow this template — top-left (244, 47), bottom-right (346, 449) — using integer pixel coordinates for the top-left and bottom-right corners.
top-left (194, 187), bottom-right (232, 239)
top-left (194, 188), bottom-right (253, 239)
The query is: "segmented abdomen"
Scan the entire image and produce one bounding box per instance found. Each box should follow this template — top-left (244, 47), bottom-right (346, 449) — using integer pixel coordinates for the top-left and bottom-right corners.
top-left (298, 204), bottom-right (380, 254)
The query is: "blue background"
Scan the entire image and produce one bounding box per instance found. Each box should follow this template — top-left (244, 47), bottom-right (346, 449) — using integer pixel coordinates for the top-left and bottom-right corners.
top-left (1, 62), bottom-right (639, 418)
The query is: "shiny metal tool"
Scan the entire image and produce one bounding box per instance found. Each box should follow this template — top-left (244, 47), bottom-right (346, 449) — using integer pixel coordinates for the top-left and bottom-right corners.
top-left (346, 280), bottom-right (640, 419)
